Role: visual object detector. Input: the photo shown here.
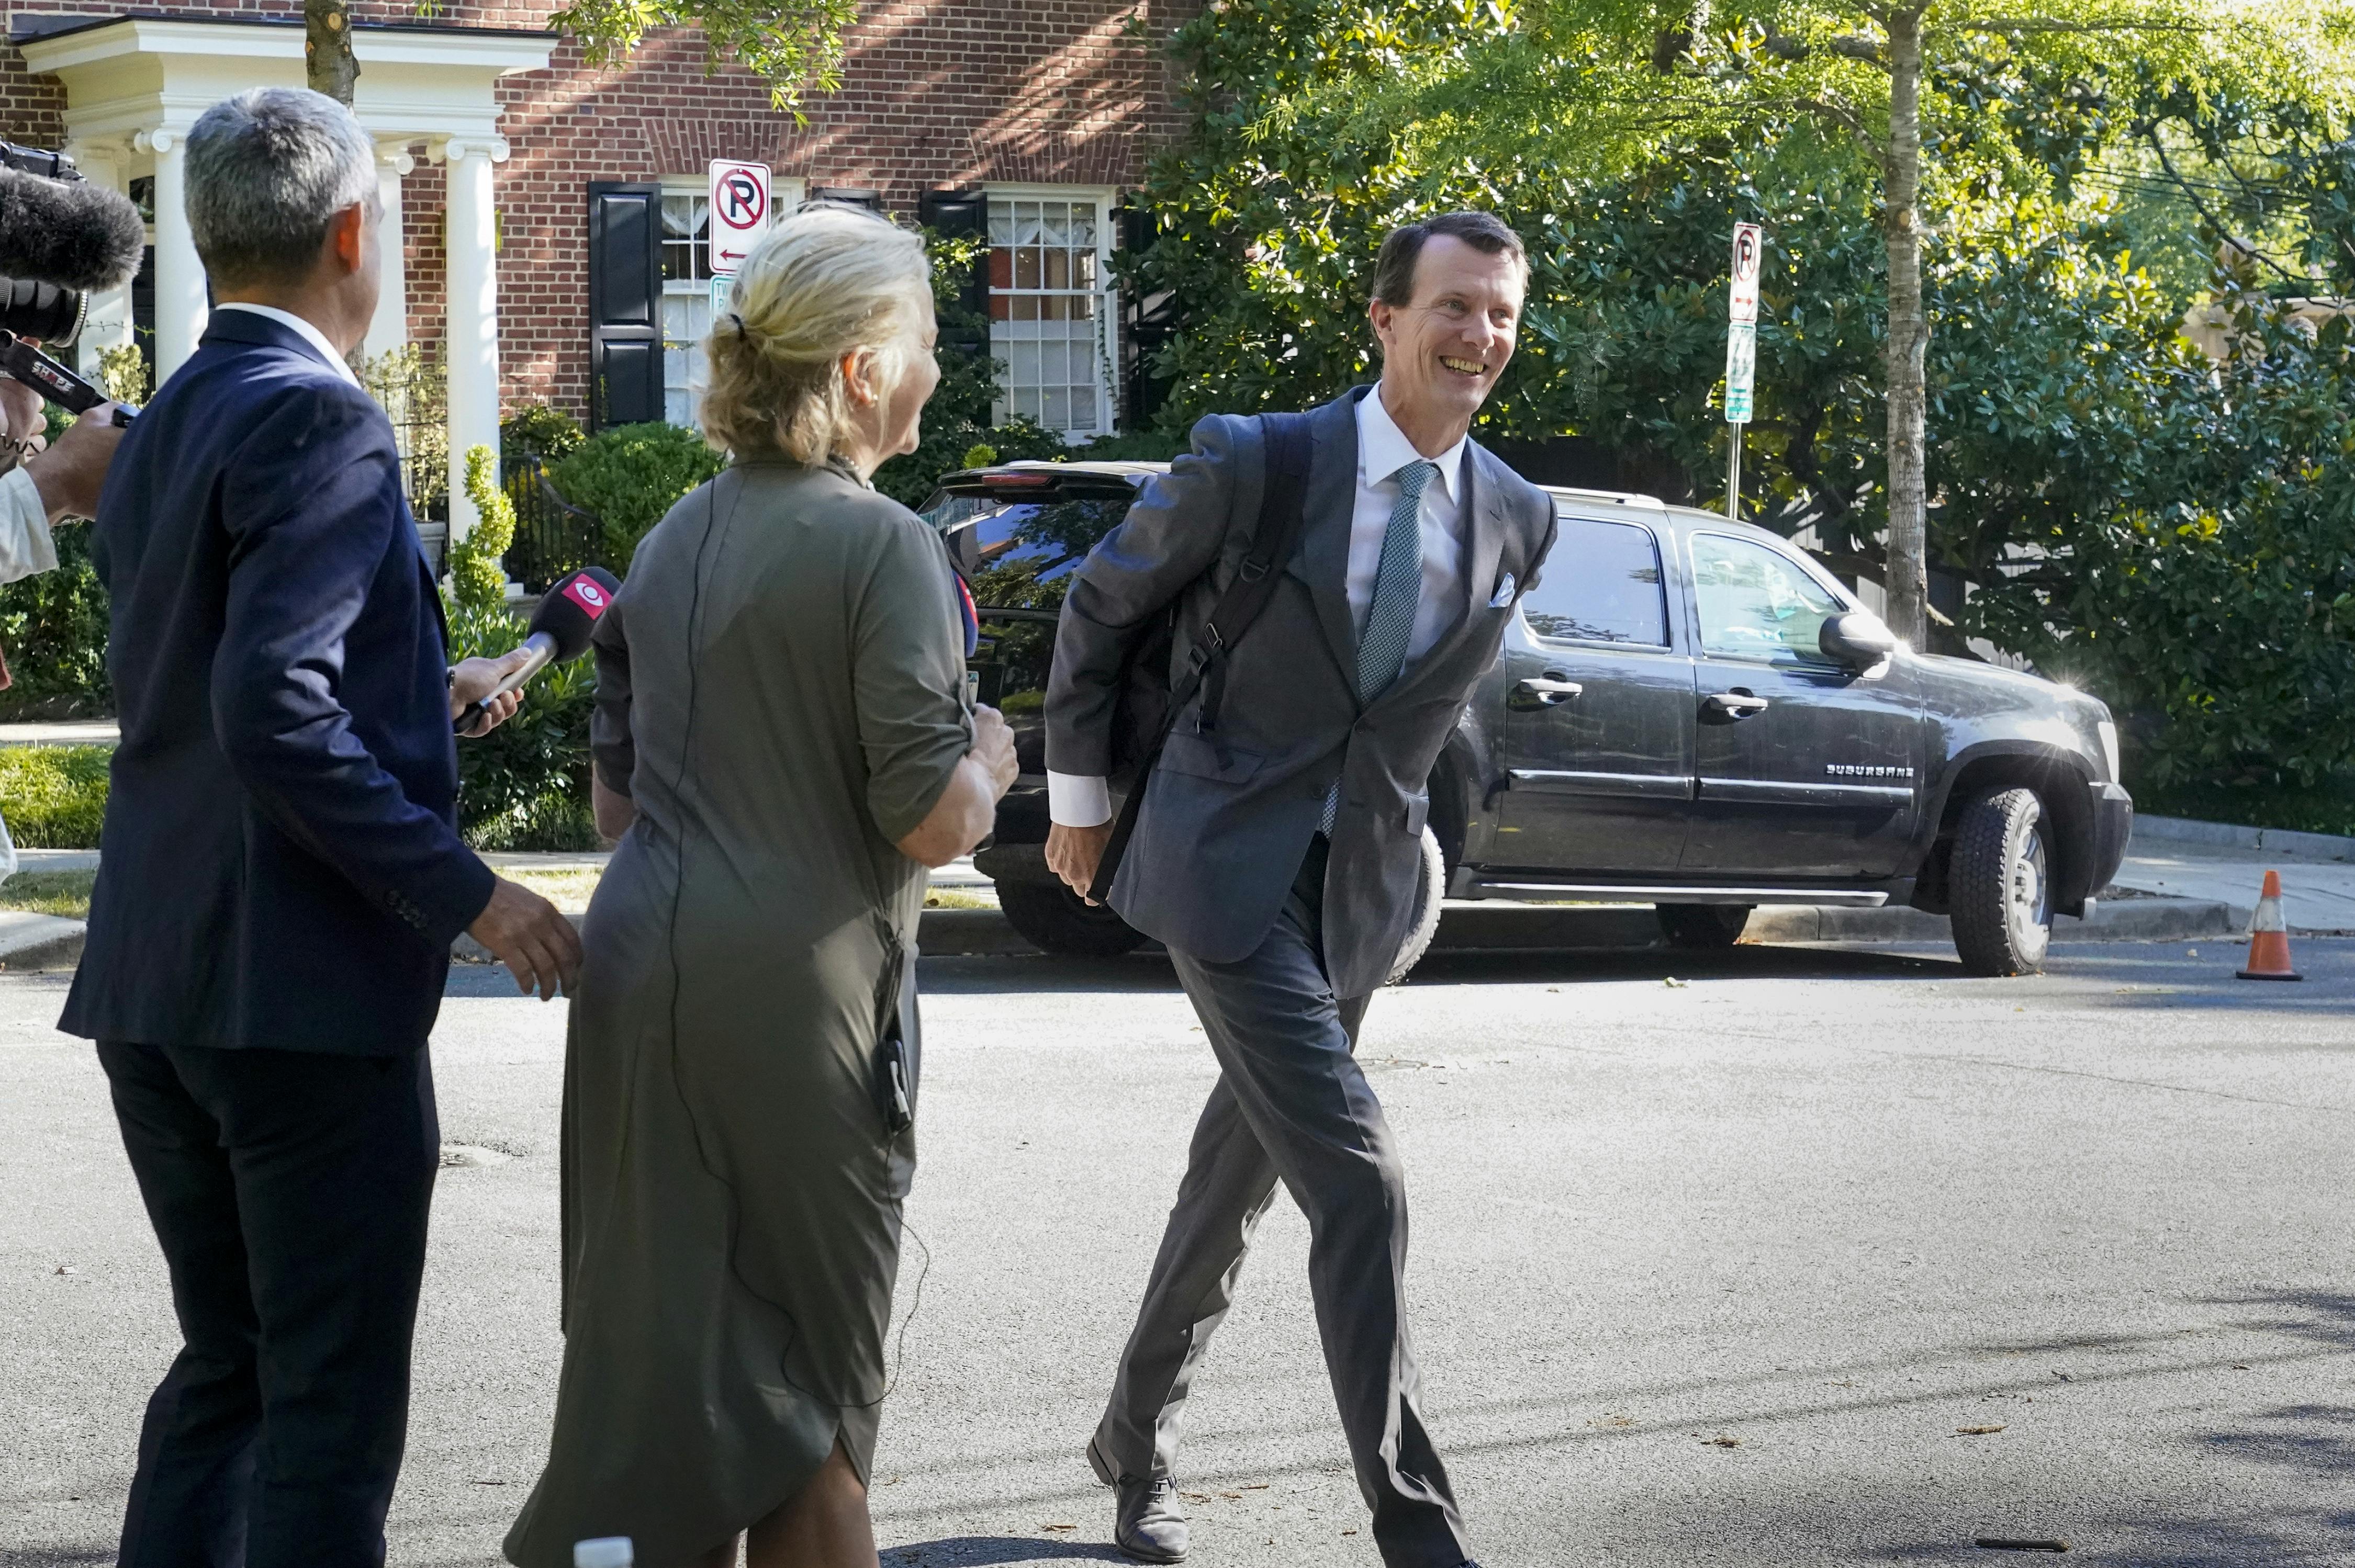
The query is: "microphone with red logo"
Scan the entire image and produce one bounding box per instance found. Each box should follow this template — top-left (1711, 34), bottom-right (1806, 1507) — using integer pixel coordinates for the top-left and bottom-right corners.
top-left (452, 566), bottom-right (621, 734)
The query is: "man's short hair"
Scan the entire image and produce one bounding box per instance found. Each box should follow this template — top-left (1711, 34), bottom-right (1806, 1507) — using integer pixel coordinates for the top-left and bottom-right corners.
top-left (1369, 211), bottom-right (1528, 307)
top-left (187, 88), bottom-right (378, 288)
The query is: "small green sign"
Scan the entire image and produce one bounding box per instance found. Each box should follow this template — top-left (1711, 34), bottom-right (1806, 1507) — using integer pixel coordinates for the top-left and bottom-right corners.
top-left (1724, 321), bottom-right (1756, 424)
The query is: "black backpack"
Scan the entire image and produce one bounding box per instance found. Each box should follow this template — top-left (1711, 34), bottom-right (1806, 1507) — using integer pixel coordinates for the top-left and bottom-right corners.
top-left (1089, 410), bottom-right (1315, 900)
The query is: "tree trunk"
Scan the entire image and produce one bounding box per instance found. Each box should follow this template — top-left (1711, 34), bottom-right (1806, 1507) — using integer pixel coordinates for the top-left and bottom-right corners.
top-left (1880, 6), bottom-right (1929, 649)
top-left (306, 0), bottom-right (359, 106)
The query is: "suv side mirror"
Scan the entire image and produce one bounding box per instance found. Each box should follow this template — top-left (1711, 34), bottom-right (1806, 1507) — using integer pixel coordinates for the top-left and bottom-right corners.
top-left (1820, 610), bottom-right (1899, 668)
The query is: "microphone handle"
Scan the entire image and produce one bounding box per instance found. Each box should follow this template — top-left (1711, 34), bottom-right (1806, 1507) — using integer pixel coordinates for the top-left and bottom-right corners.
top-left (452, 633), bottom-right (556, 734)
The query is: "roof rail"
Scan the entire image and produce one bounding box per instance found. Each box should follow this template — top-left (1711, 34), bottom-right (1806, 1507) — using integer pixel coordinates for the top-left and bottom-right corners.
top-left (1542, 486), bottom-right (1669, 510)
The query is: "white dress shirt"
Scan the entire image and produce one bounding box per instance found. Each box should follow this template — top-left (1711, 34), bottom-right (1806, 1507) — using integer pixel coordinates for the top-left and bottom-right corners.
top-left (1048, 389), bottom-right (1473, 829)
top-left (215, 302), bottom-right (362, 387)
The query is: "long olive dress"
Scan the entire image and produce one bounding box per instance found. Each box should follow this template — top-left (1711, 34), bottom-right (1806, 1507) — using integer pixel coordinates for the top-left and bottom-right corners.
top-left (504, 458), bottom-right (973, 1567)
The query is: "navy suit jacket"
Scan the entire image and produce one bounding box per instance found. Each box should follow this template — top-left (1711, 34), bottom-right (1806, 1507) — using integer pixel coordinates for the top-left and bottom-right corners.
top-left (60, 310), bottom-right (495, 1054)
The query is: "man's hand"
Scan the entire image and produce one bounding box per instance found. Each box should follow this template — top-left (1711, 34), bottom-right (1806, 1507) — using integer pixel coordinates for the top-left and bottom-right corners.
top-left (1047, 820), bottom-right (1114, 904)
top-left (448, 647), bottom-right (534, 737)
top-left (972, 703), bottom-right (1018, 798)
top-left (468, 875), bottom-right (582, 1000)
top-left (24, 402), bottom-right (122, 522)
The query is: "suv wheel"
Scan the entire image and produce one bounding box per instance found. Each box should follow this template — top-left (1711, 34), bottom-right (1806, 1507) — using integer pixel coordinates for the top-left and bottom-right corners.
top-left (997, 879), bottom-right (1151, 958)
top-left (1385, 828), bottom-right (1448, 985)
top-left (1949, 787), bottom-right (2053, 976)
top-left (1656, 904), bottom-right (1752, 948)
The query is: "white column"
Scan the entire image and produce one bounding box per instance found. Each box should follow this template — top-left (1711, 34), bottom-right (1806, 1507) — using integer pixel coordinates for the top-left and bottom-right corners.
top-left (140, 129), bottom-right (206, 385)
top-left (65, 143), bottom-right (134, 384)
top-left (361, 144), bottom-right (414, 365)
top-left (439, 135), bottom-right (505, 542)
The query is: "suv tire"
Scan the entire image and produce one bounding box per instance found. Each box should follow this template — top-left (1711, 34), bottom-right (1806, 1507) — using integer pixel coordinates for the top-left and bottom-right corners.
top-left (1657, 904), bottom-right (1752, 948)
top-left (998, 879), bottom-right (1151, 958)
top-left (1385, 828), bottom-right (1448, 985)
top-left (1950, 787), bottom-right (2053, 976)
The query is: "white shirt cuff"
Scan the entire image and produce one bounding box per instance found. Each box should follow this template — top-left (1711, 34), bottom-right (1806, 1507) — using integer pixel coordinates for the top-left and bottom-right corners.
top-left (0, 466), bottom-right (55, 585)
top-left (1048, 771), bottom-right (1113, 828)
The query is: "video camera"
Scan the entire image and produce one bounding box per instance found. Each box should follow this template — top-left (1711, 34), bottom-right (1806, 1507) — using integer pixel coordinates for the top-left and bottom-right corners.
top-left (0, 140), bottom-right (148, 424)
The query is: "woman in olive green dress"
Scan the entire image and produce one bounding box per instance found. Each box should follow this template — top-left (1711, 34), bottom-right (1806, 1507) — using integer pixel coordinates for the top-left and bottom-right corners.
top-left (505, 206), bottom-right (1017, 1568)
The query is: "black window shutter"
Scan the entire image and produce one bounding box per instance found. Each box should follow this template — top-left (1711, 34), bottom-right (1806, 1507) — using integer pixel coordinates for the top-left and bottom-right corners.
top-left (587, 181), bottom-right (663, 431)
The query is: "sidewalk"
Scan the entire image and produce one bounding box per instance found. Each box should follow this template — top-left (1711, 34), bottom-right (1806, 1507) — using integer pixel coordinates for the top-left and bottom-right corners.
top-left (9, 819), bottom-right (2351, 972)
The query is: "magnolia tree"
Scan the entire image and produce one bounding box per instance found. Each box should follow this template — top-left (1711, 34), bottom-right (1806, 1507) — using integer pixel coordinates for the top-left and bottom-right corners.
top-left (1243, 0), bottom-right (2341, 647)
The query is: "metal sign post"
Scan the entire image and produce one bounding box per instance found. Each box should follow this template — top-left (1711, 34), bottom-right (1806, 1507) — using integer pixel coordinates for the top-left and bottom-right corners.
top-left (1724, 222), bottom-right (1762, 520)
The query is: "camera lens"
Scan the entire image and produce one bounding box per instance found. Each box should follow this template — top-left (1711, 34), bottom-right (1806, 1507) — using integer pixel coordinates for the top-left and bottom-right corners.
top-left (0, 275), bottom-right (86, 346)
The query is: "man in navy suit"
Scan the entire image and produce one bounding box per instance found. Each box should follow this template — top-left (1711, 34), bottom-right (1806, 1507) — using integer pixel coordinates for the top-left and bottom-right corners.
top-left (58, 87), bottom-right (582, 1565)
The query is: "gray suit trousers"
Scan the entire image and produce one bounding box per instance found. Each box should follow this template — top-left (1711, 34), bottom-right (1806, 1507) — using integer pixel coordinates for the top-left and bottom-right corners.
top-left (1096, 840), bottom-right (1469, 1568)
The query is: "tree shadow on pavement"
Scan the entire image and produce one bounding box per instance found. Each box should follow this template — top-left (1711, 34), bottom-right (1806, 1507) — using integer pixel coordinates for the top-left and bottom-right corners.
top-left (881, 1537), bottom-right (1127, 1565)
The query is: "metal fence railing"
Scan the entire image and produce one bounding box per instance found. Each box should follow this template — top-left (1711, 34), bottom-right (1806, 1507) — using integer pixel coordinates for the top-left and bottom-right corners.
top-left (500, 453), bottom-right (604, 594)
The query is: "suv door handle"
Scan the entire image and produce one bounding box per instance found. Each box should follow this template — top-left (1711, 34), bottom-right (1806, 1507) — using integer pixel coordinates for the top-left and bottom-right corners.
top-left (1702, 691), bottom-right (1770, 720)
top-left (1512, 675), bottom-right (1584, 708)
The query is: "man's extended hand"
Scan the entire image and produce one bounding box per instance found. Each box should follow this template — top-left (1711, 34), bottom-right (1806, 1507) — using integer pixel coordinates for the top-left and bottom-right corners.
top-left (468, 875), bottom-right (581, 999)
top-left (448, 646), bottom-right (534, 737)
top-left (1047, 820), bottom-right (1114, 904)
top-left (24, 402), bottom-right (124, 522)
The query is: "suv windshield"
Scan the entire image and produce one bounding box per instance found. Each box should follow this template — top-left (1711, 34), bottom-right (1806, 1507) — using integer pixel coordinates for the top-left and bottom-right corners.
top-left (929, 490), bottom-right (1134, 714)
top-left (932, 495), bottom-right (1130, 612)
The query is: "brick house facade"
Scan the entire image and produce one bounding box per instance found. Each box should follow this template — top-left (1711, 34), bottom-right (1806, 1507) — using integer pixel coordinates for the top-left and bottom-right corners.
top-left (0, 0), bottom-right (1190, 449)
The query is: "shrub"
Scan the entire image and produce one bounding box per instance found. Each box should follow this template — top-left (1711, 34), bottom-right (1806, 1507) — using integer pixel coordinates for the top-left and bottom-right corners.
top-left (448, 445), bottom-right (514, 611)
top-left (0, 743), bottom-right (111, 848)
top-left (546, 421), bottom-right (726, 571)
top-left (0, 523), bottom-right (110, 720)
top-left (501, 402), bottom-right (584, 462)
top-left (444, 594), bottom-right (600, 851)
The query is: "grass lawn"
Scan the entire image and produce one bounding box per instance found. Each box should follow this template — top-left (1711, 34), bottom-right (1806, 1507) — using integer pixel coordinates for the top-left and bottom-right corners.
top-left (0, 865), bottom-right (997, 925)
top-left (0, 868), bottom-right (96, 918)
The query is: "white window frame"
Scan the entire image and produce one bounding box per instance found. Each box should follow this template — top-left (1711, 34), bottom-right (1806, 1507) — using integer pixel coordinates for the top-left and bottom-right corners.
top-left (983, 184), bottom-right (1119, 441)
top-left (658, 173), bottom-right (806, 429)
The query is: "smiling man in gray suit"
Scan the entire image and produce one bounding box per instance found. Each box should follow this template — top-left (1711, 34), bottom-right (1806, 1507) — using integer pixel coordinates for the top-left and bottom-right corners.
top-left (1044, 211), bottom-right (1558, 1567)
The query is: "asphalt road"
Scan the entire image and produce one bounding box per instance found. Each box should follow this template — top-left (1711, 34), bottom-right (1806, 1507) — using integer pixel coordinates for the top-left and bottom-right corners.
top-left (7, 937), bottom-right (2355, 1568)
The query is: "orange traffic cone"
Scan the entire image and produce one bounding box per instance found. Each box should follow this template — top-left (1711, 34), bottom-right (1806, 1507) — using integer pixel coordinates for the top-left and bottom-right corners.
top-left (2237, 870), bottom-right (2303, 982)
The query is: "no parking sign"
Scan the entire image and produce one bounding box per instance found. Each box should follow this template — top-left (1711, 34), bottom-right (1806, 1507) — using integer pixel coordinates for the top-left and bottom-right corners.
top-left (708, 160), bottom-right (771, 274)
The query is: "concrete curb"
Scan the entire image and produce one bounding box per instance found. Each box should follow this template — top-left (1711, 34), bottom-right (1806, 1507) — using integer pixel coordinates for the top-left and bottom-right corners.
top-left (0, 914), bottom-right (87, 972)
top-left (12, 896), bottom-right (2276, 977)
top-left (921, 894), bottom-right (2253, 958)
top-left (2135, 814), bottom-right (2355, 862)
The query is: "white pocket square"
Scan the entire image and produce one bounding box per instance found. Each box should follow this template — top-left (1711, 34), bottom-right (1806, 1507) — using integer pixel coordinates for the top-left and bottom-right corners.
top-left (1488, 573), bottom-right (1516, 608)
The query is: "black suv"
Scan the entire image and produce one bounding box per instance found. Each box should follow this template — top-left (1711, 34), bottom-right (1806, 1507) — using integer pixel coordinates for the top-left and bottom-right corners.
top-left (927, 462), bottom-right (2134, 977)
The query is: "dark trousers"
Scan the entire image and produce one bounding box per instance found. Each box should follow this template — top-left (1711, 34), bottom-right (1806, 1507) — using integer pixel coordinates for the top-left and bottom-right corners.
top-left (96, 1039), bottom-right (441, 1568)
top-left (1096, 839), bottom-right (1469, 1568)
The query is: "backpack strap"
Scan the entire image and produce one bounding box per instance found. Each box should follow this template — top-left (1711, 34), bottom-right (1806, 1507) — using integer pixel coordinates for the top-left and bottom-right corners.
top-left (1086, 410), bottom-right (1315, 902)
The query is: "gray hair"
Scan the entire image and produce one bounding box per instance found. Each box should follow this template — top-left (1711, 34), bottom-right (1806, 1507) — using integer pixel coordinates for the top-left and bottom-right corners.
top-left (187, 88), bottom-right (378, 287)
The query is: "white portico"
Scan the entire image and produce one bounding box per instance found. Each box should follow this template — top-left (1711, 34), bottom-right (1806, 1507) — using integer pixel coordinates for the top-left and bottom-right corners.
top-left (17, 17), bottom-right (554, 540)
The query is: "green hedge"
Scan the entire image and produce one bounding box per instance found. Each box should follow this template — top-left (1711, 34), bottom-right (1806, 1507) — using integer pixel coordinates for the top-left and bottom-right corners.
top-left (545, 420), bottom-right (728, 573)
top-left (445, 595), bottom-right (600, 851)
top-left (0, 525), bottom-right (111, 721)
top-left (0, 744), bottom-right (110, 847)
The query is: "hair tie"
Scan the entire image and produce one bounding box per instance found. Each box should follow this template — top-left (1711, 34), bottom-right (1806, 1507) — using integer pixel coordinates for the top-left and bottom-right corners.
top-left (729, 311), bottom-right (749, 341)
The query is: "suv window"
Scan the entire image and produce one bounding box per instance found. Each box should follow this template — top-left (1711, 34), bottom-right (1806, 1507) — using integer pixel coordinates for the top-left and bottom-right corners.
top-left (1520, 516), bottom-right (1667, 646)
top-left (1689, 532), bottom-right (1844, 665)
top-left (933, 496), bottom-right (1130, 611)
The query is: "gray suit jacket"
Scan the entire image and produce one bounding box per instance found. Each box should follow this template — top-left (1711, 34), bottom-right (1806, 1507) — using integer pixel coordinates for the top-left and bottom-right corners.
top-left (1046, 387), bottom-right (1560, 997)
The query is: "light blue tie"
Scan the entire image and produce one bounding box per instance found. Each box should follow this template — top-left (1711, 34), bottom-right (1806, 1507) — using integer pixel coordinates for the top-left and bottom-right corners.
top-left (1320, 459), bottom-right (1435, 834)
